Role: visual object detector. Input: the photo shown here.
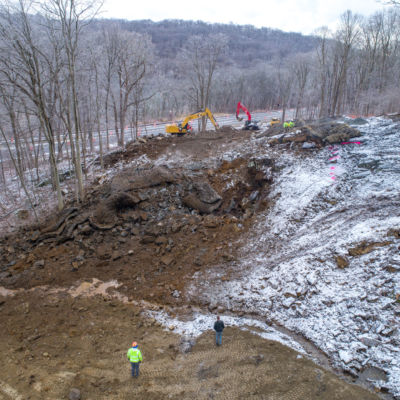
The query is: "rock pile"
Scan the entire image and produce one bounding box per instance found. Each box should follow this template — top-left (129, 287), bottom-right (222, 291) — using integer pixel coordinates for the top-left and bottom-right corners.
top-left (263, 118), bottom-right (361, 147)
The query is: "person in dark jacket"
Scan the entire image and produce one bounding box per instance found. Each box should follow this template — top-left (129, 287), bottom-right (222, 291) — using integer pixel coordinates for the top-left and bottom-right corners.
top-left (213, 316), bottom-right (225, 346)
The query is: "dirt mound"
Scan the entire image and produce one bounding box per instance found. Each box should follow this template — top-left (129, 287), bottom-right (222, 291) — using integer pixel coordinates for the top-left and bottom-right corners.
top-left (0, 132), bottom-right (274, 304)
top-left (218, 124), bottom-right (235, 132)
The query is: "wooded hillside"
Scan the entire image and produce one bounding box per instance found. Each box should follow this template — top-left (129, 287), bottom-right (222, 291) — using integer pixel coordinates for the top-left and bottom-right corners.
top-left (92, 19), bottom-right (318, 66)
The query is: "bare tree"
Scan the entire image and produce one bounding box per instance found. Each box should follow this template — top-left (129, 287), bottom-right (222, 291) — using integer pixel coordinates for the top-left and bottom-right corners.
top-left (42, 0), bottom-right (102, 202)
top-left (0, 0), bottom-right (64, 210)
top-left (0, 86), bottom-right (38, 219)
top-left (181, 34), bottom-right (228, 131)
top-left (84, 35), bottom-right (104, 168)
top-left (291, 54), bottom-right (311, 118)
top-left (314, 27), bottom-right (332, 117)
top-left (330, 11), bottom-right (361, 116)
top-left (101, 25), bottom-right (119, 151)
top-left (102, 27), bottom-right (152, 147)
top-left (276, 66), bottom-right (294, 123)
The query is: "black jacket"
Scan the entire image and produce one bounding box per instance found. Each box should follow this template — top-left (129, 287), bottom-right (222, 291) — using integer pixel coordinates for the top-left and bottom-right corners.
top-left (214, 320), bottom-right (225, 332)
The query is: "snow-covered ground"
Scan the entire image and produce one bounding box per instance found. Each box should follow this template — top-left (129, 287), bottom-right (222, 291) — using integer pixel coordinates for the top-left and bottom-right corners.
top-left (187, 117), bottom-right (400, 396)
top-left (147, 309), bottom-right (307, 355)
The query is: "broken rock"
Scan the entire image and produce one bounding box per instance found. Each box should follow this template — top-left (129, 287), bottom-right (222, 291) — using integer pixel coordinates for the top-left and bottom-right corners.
top-left (183, 180), bottom-right (222, 214)
top-left (302, 142), bottom-right (316, 149)
top-left (155, 236), bottom-right (168, 245)
top-left (179, 336), bottom-right (195, 353)
top-left (336, 255), bottom-right (349, 269)
top-left (33, 260), bottom-right (45, 269)
top-left (30, 231), bottom-right (40, 241)
top-left (139, 211), bottom-right (148, 221)
top-left (16, 209), bottom-right (29, 219)
top-left (160, 255), bottom-right (174, 266)
top-left (111, 167), bottom-right (175, 191)
top-left (69, 388), bottom-right (81, 400)
top-left (107, 192), bottom-right (140, 211)
top-left (348, 240), bottom-right (392, 256)
top-left (141, 235), bottom-right (155, 244)
top-left (338, 350), bottom-right (353, 364)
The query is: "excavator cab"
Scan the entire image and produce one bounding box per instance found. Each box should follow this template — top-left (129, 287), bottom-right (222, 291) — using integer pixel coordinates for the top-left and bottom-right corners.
top-left (244, 120), bottom-right (259, 131)
top-left (236, 102), bottom-right (260, 131)
top-left (186, 123), bottom-right (193, 132)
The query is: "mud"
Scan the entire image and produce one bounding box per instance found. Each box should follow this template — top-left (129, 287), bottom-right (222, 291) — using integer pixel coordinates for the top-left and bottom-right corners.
top-left (0, 290), bottom-right (380, 400)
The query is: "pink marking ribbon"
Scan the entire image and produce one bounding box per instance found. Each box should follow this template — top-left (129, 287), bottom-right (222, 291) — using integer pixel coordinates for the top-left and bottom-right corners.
top-left (329, 147), bottom-right (339, 181)
top-left (341, 141), bottom-right (361, 145)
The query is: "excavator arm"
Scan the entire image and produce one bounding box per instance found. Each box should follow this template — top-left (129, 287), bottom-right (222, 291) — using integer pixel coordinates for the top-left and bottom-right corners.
top-left (204, 108), bottom-right (219, 130)
top-left (181, 111), bottom-right (205, 130)
top-left (236, 102), bottom-right (252, 122)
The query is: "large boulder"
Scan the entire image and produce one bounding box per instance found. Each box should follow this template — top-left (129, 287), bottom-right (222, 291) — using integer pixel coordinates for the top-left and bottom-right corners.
top-left (321, 123), bottom-right (361, 144)
top-left (183, 180), bottom-right (222, 213)
top-left (111, 167), bottom-right (176, 192)
top-left (69, 388), bottom-right (81, 400)
top-left (192, 181), bottom-right (221, 204)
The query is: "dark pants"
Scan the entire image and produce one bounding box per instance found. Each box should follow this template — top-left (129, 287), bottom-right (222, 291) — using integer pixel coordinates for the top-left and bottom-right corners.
top-left (215, 331), bottom-right (222, 345)
top-left (131, 362), bottom-right (140, 377)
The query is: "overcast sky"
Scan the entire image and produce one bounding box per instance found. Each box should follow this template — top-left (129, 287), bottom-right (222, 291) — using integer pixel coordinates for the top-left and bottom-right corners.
top-left (101, 0), bottom-right (387, 35)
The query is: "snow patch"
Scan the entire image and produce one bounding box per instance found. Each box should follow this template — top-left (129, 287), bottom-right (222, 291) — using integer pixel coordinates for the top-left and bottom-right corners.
top-left (148, 309), bottom-right (306, 355)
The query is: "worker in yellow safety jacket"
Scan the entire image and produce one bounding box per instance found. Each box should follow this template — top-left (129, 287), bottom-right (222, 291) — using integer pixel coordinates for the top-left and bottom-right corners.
top-left (127, 341), bottom-right (143, 378)
top-left (283, 121), bottom-right (295, 129)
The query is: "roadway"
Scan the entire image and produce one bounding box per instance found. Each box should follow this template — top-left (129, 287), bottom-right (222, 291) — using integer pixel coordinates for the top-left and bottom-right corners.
top-left (0, 110), bottom-right (292, 164)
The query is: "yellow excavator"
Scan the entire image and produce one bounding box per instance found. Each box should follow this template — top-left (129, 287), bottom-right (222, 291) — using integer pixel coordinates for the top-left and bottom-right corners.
top-left (270, 118), bottom-right (281, 126)
top-left (166, 108), bottom-right (219, 136)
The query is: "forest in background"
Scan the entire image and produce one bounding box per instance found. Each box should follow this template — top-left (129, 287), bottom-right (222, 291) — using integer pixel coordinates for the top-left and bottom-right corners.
top-left (0, 0), bottom-right (399, 217)
top-left (97, 19), bottom-right (318, 66)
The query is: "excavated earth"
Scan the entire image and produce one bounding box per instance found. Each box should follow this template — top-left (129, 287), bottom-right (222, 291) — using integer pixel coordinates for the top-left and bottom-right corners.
top-left (0, 124), bottom-right (386, 399)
